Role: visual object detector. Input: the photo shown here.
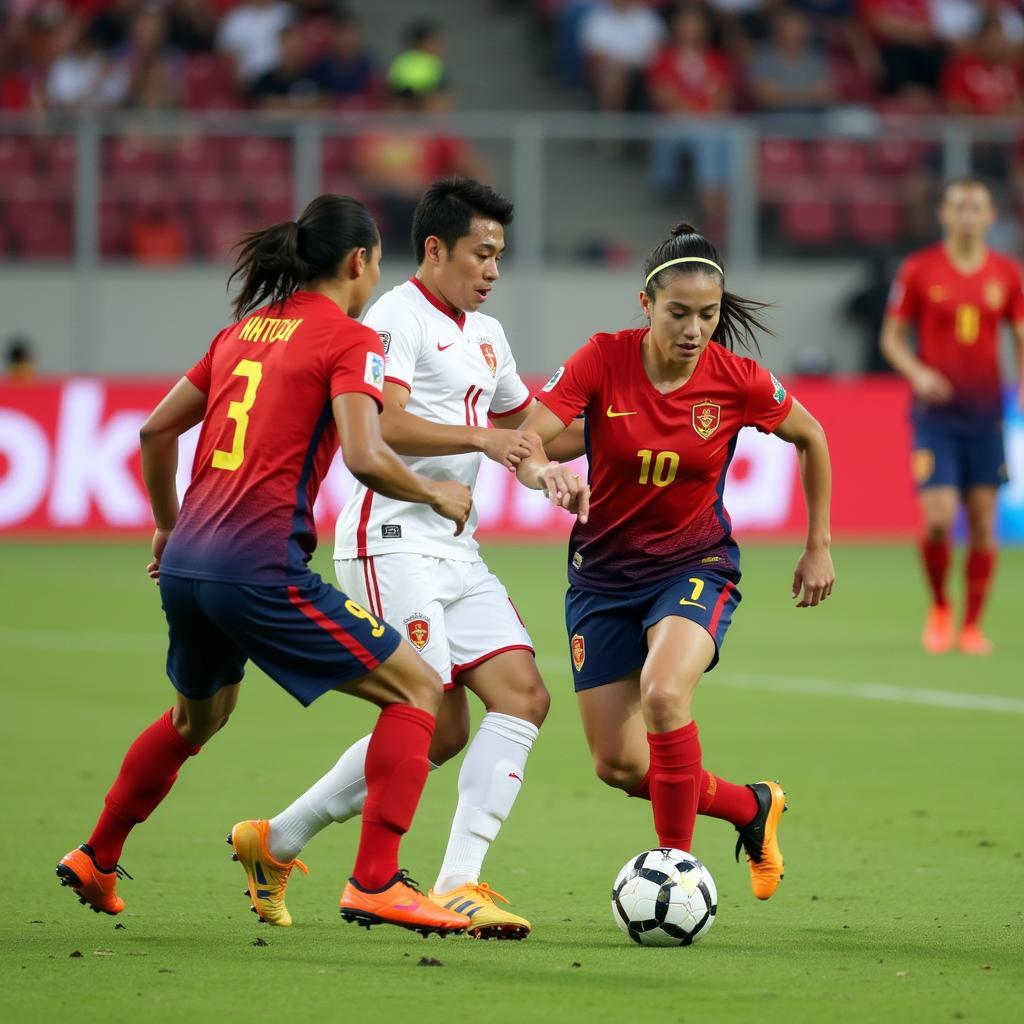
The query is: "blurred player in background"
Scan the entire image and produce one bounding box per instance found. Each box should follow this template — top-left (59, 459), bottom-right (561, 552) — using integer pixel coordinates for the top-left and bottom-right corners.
top-left (57, 194), bottom-right (474, 937)
top-left (514, 223), bottom-right (834, 900)
top-left (236, 178), bottom-right (584, 939)
top-left (881, 178), bottom-right (1024, 655)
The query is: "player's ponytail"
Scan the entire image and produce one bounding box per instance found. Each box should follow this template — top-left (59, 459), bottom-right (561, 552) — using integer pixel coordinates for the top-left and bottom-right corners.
top-left (228, 193), bottom-right (380, 321)
top-left (643, 222), bottom-right (774, 354)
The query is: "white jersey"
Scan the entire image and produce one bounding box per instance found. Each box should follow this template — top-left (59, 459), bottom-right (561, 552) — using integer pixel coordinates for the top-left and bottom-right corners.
top-left (334, 278), bottom-right (532, 562)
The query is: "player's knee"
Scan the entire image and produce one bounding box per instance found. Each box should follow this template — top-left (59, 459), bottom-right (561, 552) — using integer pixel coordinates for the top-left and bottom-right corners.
top-left (429, 716), bottom-right (469, 765)
top-left (925, 521), bottom-right (952, 542)
top-left (400, 662), bottom-right (444, 715)
top-left (640, 681), bottom-right (691, 733)
top-left (594, 755), bottom-right (643, 792)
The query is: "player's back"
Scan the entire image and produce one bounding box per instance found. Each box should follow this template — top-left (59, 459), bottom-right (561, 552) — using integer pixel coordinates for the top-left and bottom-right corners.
top-left (161, 292), bottom-right (385, 584)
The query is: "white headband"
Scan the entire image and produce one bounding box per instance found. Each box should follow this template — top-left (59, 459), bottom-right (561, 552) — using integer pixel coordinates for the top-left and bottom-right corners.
top-left (645, 256), bottom-right (724, 287)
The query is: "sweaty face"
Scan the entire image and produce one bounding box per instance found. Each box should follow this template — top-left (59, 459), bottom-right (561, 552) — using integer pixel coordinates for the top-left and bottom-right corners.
top-left (641, 271), bottom-right (722, 367)
top-left (350, 243), bottom-right (382, 317)
top-left (939, 185), bottom-right (994, 244)
top-left (433, 218), bottom-right (504, 312)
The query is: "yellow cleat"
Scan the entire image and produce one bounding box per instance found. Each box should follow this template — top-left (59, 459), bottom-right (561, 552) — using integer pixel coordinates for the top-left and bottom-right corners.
top-left (228, 819), bottom-right (308, 927)
top-left (734, 781), bottom-right (787, 900)
top-left (429, 882), bottom-right (532, 940)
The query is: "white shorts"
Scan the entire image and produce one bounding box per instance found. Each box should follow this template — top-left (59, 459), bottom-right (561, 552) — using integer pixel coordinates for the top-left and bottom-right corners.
top-left (336, 554), bottom-right (534, 688)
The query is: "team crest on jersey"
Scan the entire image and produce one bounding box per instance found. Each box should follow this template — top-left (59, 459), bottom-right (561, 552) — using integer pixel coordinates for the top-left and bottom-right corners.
top-left (377, 331), bottom-right (391, 354)
top-left (542, 366), bottom-right (565, 392)
top-left (692, 401), bottom-right (721, 440)
top-left (571, 633), bottom-right (585, 672)
top-left (928, 285), bottom-right (947, 303)
top-left (364, 352), bottom-right (385, 391)
top-left (984, 281), bottom-right (1004, 310)
top-left (404, 615), bottom-right (430, 651)
top-left (770, 373), bottom-right (786, 404)
top-left (479, 341), bottom-right (498, 376)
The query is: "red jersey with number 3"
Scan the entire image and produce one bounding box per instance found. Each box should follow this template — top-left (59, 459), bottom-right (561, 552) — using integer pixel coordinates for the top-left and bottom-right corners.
top-left (886, 244), bottom-right (1024, 421)
top-left (537, 329), bottom-right (793, 593)
top-left (160, 291), bottom-right (385, 584)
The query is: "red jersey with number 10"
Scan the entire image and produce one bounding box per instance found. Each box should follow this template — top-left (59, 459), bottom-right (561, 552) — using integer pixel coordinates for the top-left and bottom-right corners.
top-left (538, 329), bottom-right (793, 593)
top-left (886, 244), bottom-right (1024, 421)
top-left (160, 291), bottom-right (385, 584)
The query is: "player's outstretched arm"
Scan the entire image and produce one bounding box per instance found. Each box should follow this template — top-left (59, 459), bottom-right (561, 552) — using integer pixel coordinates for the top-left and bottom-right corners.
top-left (380, 382), bottom-right (536, 470)
top-left (333, 392), bottom-right (471, 534)
top-left (773, 399), bottom-right (835, 608)
top-left (880, 315), bottom-right (953, 404)
top-left (514, 403), bottom-right (589, 523)
top-left (140, 377), bottom-right (208, 579)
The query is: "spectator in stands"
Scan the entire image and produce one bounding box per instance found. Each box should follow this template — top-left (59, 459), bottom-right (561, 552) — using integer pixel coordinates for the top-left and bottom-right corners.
top-left (647, 6), bottom-right (733, 225)
top-left (931, 0), bottom-right (1024, 49)
top-left (311, 9), bottom-right (376, 107)
top-left (250, 21), bottom-right (322, 110)
top-left (858, 0), bottom-right (945, 95)
top-left (748, 6), bottom-right (836, 113)
top-left (166, 0), bottom-right (219, 54)
top-left (580, 0), bottom-right (665, 113)
top-left (4, 335), bottom-right (36, 381)
top-left (217, 0), bottom-right (295, 85)
top-left (942, 16), bottom-right (1023, 116)
top-left (45, 16), bottom-right (123, 109)
top-left (106, 6), bottom-right (183, 109)
top-left (87, 0), bottom-right (141, 54)
top-left (128, 51), bottom-right (181, 109)
top-left (789, 0), bottom-right (879, 93)
top-left (388, 19), bottom-right (448, 97)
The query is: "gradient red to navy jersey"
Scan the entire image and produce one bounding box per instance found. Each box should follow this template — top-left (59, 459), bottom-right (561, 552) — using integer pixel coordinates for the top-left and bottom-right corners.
top-left (887, 244), bottom-right (1024, 422)
top-left (538, 329), bottom-right (793, 593)
top-left (160, 292), bottom-right (384, 584)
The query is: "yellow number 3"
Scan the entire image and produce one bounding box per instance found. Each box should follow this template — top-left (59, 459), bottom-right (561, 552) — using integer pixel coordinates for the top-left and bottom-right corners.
top-left (212, 359), bottom-right (263, 471)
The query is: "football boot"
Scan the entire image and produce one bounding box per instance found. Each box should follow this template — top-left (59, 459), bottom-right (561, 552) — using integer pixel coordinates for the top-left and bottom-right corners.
top-left (228, 819), bottom-right (308, 927)
top-left (340, 871), bottom-right (470, 936)
top-left (734, 780), bottom-right (787, 900)
top-left (56, 844), bottom-right (129, 915)
top-left (957, 625), bottom-right (993, 656)
top-left (429, 882), bottom-right (531, 940)
top-left (922, 605), bottom-right (954, 654)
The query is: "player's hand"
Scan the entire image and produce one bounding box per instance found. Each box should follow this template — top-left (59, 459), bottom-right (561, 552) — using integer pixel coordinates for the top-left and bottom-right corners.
top-left (481, 428), bottom-right (540, 471)
top-left (911, 366), bottom-right (954, 405)
top-left (429, 480), bottom-right (473, 536)
top-left (539, 463), bottom-right (590, 524)
top-left (791, 546), bottom-right (835, 608)
top-left (147, 527), bottom-right (172, 583)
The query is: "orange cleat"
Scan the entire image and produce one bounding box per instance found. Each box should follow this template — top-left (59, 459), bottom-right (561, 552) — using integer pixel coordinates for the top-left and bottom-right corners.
top-left (957, 625), bottom-right (993, 656)
top-left (56, 845), bottom-right (129, 915)
top-left (922, 604), bottom-right (954, 654)
top-left (340, 871), bottom-right (471, 937)
top-left (734, 781), bottom-right (787, 901)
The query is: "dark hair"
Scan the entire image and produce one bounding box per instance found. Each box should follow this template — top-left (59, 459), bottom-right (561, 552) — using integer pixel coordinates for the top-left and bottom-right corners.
top-left (940, 175), bottom-right (993, 202)
top-left (228, 193), bottom-right (379, 321)
top-left (642, 222), bottom-right (773, 353)
top-left (411, 177), bottom-right (514, 264)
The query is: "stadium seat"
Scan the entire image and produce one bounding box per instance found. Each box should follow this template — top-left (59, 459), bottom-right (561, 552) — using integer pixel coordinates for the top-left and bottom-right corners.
top-left (0, 135), bottom-right (35, 179)
top-left (228, 137), bottom-right (291, 179)
top-left (181, 54), bottom-right (240, 111)
top-left (846, 181), bottom-right (902, 245)
top-left (169, 137), bottom-right (226, 179)
top-left (322, 137), bottom-right (354, 175)
top-left (195, 207), bottom-right (251, 262)
top-left (39, 135), bottom-right (76, 187)
top-left (813, 139), bottom-right (871, 182)
top-left (758, 140), bottom-right (807, 199)
top-left (10, 206), bottom-right (73, 259)
top-left (100, 200), bottom-right (129, 258)
top-left (779, 188), bottom-right (840, 246)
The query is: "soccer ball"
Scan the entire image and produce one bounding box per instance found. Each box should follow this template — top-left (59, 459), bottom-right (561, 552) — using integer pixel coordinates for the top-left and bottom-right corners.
top-left (611, 848), bottom-right (717, 947)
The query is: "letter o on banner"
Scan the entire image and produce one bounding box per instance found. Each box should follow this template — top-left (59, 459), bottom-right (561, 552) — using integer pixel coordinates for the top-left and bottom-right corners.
top-left (0, 410), bottom-right (51, 527)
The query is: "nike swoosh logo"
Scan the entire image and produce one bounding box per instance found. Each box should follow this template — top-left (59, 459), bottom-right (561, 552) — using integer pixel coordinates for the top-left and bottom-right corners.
top-left (508, 771), bottom-right (523, 783)
top-left (437, 342), bottom-right (455, 351)
top-left (393, 900), bottom-right (420, 910)
top-left (606, 406), bottom-right (637, 418)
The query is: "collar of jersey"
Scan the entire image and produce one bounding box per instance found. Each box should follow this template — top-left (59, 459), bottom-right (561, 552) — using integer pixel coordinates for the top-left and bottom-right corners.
top-left (409, 276), bottom-right (466, 331)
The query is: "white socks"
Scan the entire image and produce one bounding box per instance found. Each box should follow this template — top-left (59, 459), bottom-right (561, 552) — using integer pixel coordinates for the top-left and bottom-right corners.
top-left (267, 735), bottom-right (373, 863)
top-left (433, 712), bottom-right (539, 894)
top-left (265, 711), bottom-right (539, 881)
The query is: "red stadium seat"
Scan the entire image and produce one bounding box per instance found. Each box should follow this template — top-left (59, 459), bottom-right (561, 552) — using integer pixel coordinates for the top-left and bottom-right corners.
top-left (253, 180), bottom-right (295, 226)
top-left (10, 207), bottom-right (73, 259)
top-left (195, 207), bottom-right (250, 262)
top-left (0, 136), bottom-right (35, 179)
top-left (322, 137), bottom-right (354, 175)
top-left (758, 140), bottom-right (807, 199)
top-left (100, 199), bottom-right (129, 258)
top-left (813, 139), bottom-right (871, 182)
top-left (39, 135), bottom-right (77, 187)
top-left (846, 181), bottom-right (902, 245)
top-left (228, 137), bottom-right (290, 179)
top-left (779, 187), bottom-right (840, 246)
top-left (169, 137), bottom-right (226, 179)
top-left (181, 54), bottom-right (240, 111)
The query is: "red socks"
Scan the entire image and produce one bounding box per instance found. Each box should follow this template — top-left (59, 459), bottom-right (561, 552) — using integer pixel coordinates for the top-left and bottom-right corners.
top-left (920, 537), bottom-right (950, 608)
top-left (630, 767), bottom-right (757, 828)
top-left (647, 722), bottom-right (702, 853)
top-left (964, 548), bottom-right (995, 627)
top-left (87, 708), bottom-right (200, 871)
top-left (353, 704), bottom-right (435, 891)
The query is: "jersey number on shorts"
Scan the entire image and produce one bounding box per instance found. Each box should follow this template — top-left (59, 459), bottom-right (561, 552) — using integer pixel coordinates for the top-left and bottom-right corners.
top-left (212, 358), bottom-right (263, 471)
top-left (955, 304), bottom-right (980, 345)
top-left (345, 598), bottom-right (386, 638)
top-left (637, 449), bottom-right (680, 488)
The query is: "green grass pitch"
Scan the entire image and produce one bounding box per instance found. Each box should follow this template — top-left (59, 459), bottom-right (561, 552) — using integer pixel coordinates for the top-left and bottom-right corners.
top-left (1, 540), bottom-right (1022, 1023)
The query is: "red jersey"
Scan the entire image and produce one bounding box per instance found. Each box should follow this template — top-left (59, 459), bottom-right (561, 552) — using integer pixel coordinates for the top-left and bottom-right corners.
top-left (887, 244), bottom-right (1024, 421)
top-left (942, 55), bottom-right (1021, 116)
top-left (538, 329), bottom-right (793, 593)
top-left (160, 291), bottom-right (385, 584)
top-left (646, 46), bottom-right (732, 114)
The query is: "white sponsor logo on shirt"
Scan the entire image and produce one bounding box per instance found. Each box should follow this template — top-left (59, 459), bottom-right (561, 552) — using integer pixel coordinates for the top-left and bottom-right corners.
top-left (542, 366), bottom-right (565, 392)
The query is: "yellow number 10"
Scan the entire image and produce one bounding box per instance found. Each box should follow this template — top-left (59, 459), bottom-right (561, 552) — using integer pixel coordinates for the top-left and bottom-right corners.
top-left (212, 358), bottom-right (263, 471)
top-left (637, 449), bottom-right (680, 487)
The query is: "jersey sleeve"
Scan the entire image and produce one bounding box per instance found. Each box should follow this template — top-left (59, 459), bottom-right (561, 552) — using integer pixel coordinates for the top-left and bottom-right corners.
top-left (536, 339), bottom-right (603, 425)
top-left (328, 323), bottom-right (386, 410)
top-left (184, 329), bottom-right (226, 394)
top-left (743, 361), bottom-right (793, 434)
top-left (1007, 261), bottom-right (1024, 324)
top-left (363, 297), bottom-right (422, 393)
top-left (489, 325), bottom-right (532, 417)
top-left (886, 256), bottom-right (921, 321)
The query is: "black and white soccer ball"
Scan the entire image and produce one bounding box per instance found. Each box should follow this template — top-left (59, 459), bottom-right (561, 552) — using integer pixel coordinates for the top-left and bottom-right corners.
top-left (611, 848), bottom-right (717, 947)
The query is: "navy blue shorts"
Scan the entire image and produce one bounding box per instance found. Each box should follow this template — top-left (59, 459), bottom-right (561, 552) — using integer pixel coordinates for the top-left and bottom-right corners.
top-left (912, 415), bottom-right (1007, 492)
top-left (159, 571), bottom-right (402, 707)
top-left (565, 569), bottom-right (742, 692)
